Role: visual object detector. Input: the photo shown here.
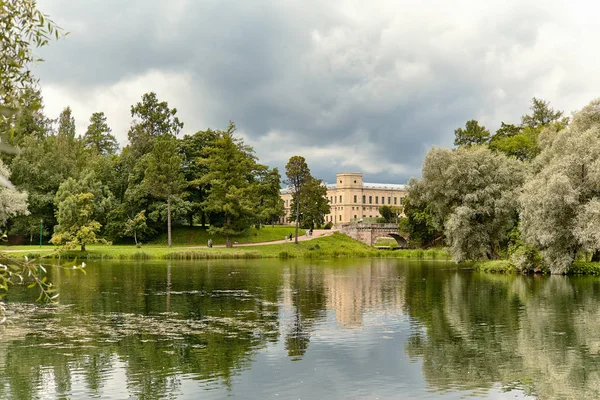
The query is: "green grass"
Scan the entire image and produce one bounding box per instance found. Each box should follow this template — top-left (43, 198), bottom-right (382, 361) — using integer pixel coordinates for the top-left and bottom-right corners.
top-left (0, 233), bottom-right (449, 261)
top-left (150, 225), bottom-right (305, 246)
top-left (569, 262), bottom-right (600, 275)
top-left (475, 260), bottom-right (517, 274)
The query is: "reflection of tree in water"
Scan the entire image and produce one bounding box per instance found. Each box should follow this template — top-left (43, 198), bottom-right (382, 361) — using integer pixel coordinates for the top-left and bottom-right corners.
top-left (0, 261), bottom-right (284, 400)
top-left (282, 264), bottom-right (327, 360)
top-left (404, 268), bottom-right (600, 398)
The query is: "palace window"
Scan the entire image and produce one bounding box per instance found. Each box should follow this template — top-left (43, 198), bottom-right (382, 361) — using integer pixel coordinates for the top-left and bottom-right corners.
top-left (354, 195), bottom-right (357, 203)
top-left (362, 195), bottom-right (366, 203)
top-left (388, 197), bottom-right (391, 204)
top-left (381, 196), bottom-right (384, 204)
top-left (354, 215), bottom-right (357, 219)
top-left (369, 196), bottom-right (372, 204)
top-left (339, 195), bottom-right (342, 203)
top-left (394, 197), bottom-right (397, 205)
top-left (400, 197), bottom-right (403, 205)
top-left (339, 215), bottom-right (342, 221)
top-left (375, 197), bottom-right (378, 204)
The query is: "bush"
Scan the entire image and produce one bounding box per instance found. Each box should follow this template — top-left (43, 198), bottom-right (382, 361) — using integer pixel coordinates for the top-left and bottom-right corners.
top-left (136, 242), bottom-right (142, 249)
top-left (510, 245), bottom-right (546, 274)
top-left (323, 222), bottom-right (333, 230)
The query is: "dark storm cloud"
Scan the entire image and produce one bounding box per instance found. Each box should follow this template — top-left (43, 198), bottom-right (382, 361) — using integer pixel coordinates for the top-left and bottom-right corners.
top-left (36, 0), bottom-right (594, 183)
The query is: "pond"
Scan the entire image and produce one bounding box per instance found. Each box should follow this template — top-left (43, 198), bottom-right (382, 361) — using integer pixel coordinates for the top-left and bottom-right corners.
top-left (1, 259), bottom-right (600, 399)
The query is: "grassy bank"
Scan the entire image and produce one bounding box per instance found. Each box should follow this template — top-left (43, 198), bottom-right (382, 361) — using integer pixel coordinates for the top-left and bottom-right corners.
top-left (475, 260), bottom-right (518, 274)
top-left (475, 260), bottom-right (600, 275)
top-left (1, 233), bottom-right (452, 261)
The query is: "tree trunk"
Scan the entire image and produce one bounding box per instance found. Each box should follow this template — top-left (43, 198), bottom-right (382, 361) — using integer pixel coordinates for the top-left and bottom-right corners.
top-left (134, 231), bottom-right (138, 245)
top-left (188, 211), bottom-right (194, 227)
top-left (81, 243), bottom-right (86, 252)
top-left (295, 190), bottom-right (300, 244)
top-left (592, 250), bottom-right (600, 262)
top-left (167, 196), bottom-right (172, 248)
top-left (226, 215), bottom-right (232, 248)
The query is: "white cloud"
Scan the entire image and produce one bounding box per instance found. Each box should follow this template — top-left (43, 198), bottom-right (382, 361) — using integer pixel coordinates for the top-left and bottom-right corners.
top-left (34, 0), bottom-right (600, 183)
top-left (42, 70), bottom-right (199, 144)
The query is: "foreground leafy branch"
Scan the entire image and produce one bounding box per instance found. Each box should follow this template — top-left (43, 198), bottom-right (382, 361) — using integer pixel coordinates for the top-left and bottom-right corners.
top-left (0, 255), bottom-right (85, 323)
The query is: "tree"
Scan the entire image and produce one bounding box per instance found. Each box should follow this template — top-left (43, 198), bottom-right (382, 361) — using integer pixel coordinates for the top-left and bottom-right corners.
top-left (453, 120), bottom-right (490, 147)
top-left (123, 210), bottom-right (149, 245)
top-left (519, 99), bottom-right (600, 274)
top-left (521, 97), bottom-right (565, 129)
top-left (379, 205), bottom-right (402, 223)
top-left (0, 0), bottom-right (63, 114)
top-left (83, 112), bottom-right (119, 155)
top-left (254, 167), bottom-right (285, 227)
top-left (200, 123), bottom-right (257, 248)
top-left (179, 128), bottom-right (219, 226)
top-left (50, 171), bottom-right (112, 251)
top-left (143, 136), bottom-right (185, 248)
top-left (412, 146), bottom-right (525, 261)
top-left (289, 177), bottom-right (329, 229)
top-left (128, 92), bottom-right (183, 157)
top-left (488, 126), bottom-right (540, 162)
top-left (398, 192), bottom-right (441, 248)
top-left (0, 161), bottom-right (29, 226)
top-left (285, 156), bottom-right (312, 243)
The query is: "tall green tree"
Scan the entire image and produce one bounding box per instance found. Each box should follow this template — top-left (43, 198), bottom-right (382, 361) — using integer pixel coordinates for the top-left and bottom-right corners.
top-left (285, 156), bottom-right (312, 243)
top-left (179, 128), bottom-right (219, 226)
top-left (142, 136), bottom-right (185, 248)
top-left (200, 123), bottom-right (258, 248)
top-left (521, 97), bottom-right (565, 129)
top-left (453, 119), bottom-right (490, 147)
top-left (289, 177), bottom-right (329, 229)
top-left (398, 191), bottom-right (441, 248)
top-left (128, 92), bottom-right (183, 158)
top-left (254, 167), bottom-right (285, 227)
top-left (83, 112), bottom-right (118, 155)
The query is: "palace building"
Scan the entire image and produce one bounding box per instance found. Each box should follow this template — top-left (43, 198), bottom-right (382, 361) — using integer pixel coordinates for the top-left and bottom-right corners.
top-left (280, 172), bottom-right (407, 226)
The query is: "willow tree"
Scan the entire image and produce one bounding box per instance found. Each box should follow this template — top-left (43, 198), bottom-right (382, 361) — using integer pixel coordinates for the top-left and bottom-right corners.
top-left (520, 99), bottom-right (600, 274)
top-left (411, 146), bottom-right (525, 261)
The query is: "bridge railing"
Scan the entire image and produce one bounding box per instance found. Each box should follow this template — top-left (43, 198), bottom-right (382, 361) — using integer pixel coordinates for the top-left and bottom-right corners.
top-left (340, 223), bottom-right (399, 229)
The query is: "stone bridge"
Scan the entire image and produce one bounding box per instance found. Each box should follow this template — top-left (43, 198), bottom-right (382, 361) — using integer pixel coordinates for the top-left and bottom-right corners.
top-left (340, 223), bottom-right (408, 247)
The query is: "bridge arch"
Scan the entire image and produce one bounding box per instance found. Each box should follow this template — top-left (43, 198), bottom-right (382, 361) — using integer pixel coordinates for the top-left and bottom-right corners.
top-left (387, 233), bottom-right (407, 248)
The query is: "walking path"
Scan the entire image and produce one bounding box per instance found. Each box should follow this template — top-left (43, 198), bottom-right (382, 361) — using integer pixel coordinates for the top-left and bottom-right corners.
top-left (186, 229), bottom-right (336, 249)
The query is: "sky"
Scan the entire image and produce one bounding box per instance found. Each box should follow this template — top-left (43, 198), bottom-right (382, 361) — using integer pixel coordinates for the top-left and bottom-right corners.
top-left (34, 0), bottom-right (600, 184)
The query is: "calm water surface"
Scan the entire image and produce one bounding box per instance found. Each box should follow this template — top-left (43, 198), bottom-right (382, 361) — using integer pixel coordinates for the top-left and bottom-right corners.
top-left (1, 259), bottom-right (600, 399)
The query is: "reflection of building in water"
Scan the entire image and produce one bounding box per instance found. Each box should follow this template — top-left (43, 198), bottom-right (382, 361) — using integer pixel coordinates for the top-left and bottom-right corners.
top-left (324, 260), bottom-right (405, 328)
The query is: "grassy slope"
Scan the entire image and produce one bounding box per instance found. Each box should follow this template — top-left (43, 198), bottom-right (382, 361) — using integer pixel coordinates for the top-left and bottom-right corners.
top-left (150, 225), bottom-right (306, 246)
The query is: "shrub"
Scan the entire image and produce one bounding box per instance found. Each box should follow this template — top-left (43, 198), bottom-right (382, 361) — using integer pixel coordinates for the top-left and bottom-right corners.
top-left (323, 222), bottom-right (333, 230)
top-left (510, 245), bottom-right (546, 274)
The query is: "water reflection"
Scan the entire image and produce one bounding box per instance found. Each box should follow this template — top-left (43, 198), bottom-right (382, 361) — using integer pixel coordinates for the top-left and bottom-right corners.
top-left (0, 259), bottom-right (599, 398)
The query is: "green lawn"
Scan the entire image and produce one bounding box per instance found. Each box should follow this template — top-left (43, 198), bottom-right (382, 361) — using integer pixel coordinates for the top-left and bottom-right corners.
top-left (150, 225), bottom-right (305, 246)
top-left (0, 232), bottom-right (451, 261)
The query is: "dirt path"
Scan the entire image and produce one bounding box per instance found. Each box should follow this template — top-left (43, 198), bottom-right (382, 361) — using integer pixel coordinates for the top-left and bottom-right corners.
top-left (185, 229), bottom-right (336, 249)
